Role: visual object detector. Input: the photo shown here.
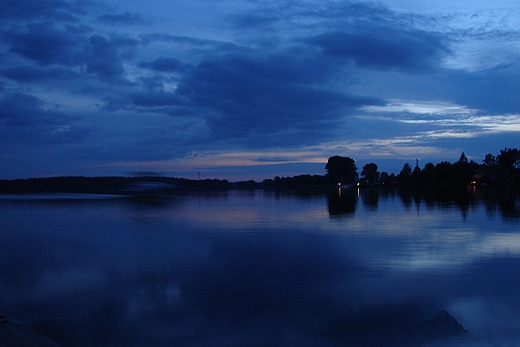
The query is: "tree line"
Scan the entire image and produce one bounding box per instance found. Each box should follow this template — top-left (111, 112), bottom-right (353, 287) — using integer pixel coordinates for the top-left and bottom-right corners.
top-left (323, 147), bottom-right (520, 187)
top-left (263, 147), bottom-right (520, 188)
top-left (0, 147), bottom-right (518, 193)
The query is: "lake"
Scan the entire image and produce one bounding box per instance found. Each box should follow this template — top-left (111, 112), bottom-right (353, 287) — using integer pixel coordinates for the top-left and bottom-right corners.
top-left (1, 186), bottom-right (519, 346)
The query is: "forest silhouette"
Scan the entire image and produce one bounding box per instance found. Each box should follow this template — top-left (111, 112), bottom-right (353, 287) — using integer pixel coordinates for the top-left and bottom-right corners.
top-left (264, 147), bottom-right (519, 188)
top-left (0, 147), bottom-right (519, 193)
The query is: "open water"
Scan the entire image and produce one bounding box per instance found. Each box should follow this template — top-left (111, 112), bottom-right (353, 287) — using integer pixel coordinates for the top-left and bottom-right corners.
top-left (0, 186), bottom-right (519, 346)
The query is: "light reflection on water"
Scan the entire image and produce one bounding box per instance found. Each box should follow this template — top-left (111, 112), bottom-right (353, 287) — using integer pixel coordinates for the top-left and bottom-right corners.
top-left (0, 187), bottom-right (519, 347)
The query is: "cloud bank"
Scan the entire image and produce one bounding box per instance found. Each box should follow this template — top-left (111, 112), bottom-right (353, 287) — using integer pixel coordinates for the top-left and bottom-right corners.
top-left (1, 0), bottom-right (519, 179)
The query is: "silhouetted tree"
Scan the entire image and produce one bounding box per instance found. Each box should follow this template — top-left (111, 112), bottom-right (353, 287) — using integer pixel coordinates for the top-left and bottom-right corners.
top-left (325, 156), bottom-right (358, 184)
top-left (398, 163), bottom-right (412, 185)
top-left (483, 153), bottom-right (496, 167)
top-left (497, 148), bottom-right (520, 181)
top-left (480, 153), bottom-right (497, 183)
top-left (421, 162), bottom-right (435, 184)
top-left (434, 161), bottom-right (453, 183)
top-left (361, 163), bottom-right (379, 184)
top-left (412, 164), bottom-right (421, 184)
top-left (453, 152), bottom-right (474, 184)
top-left (497, 148), bottom-right (519, 168)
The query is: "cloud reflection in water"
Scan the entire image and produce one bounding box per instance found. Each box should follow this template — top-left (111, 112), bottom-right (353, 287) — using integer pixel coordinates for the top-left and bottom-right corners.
top-left (0, 188), bottom-right (519, 346)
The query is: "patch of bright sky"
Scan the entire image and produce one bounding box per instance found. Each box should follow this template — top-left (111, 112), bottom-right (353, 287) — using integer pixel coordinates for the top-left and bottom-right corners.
top-left (93, 138), bottom-right (455, 180)
top-left (472, 114), bottom-right (520, 132)
top-left (361, 101), bottom-right (520, 135)
top-left (363, 100), bottom-right (475, 116)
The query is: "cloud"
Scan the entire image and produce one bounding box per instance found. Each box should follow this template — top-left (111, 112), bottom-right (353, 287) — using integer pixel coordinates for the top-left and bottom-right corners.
top-left (0, 0), bottom-right (519, 178)
top-left (308, 26), bottom-right (451, 73)
top-left (0, 92), bottom-right (63, 127)
top-left (96, 11), bottom-right (145, 25)
top-left (0, 91), bottom-right (91, 144)
top-left (230, 12), bottom-right (280, 30)
top-left (440, 64), bottom-right (520, 114)
top-left (0, 65), bottom-right (78, 82)
top-left (3, 23), bottom-right (86, 66)
top-left (171, 49), bottom-right (385, 145)
top-left (85, 34), bottom-right (127, 81)
top-left (0, 6), bottom-right (138, 82)
top-left (0, 0), bottom-right (74, 22)
top-left (227, 0), bottom-right (393, 33)
top-left (138, 57), bottom-right (188, 73)
top-left (362, 100), bottom-right (474, 116)
top-left (139, 32), bottom-right (239, 54)
top-left (130, 90), bottom-right (188, 108)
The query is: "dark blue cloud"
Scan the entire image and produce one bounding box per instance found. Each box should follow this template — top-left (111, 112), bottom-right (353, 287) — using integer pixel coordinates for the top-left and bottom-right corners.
top-left (228, 0), bottom-right (393, 32)
top-left (0, 65), bottom-right (78, 82)
top-left (439, 64), bottom-right (520, 114)
top-left (139, 33), bottom-right (239, 52)
top-left (0, 92), bottom-right (63, 127)
top-left (171, 50), bottom-right (384, 144)
top-left (120, 42), bottom-right (387, 146)
top-left (0, 5), bottom-right (137, 83)
top-left (138, 57), bottom-right (188, 73)
top-left (0, 0), bottom-right (74, 22)
top-left (308, 26), bottom-right (450, 73)
top-left (0, 92), bottom-right (91, 144)
top-left (3, 23), bottom-right (86, 66)
top-left (0, 0), bottom-right (518, 178)
top-left (85, 35), bottom-right (127, 81)
top-left (130, 90), bottom-right (188, 108)
top-left (380, 61), bottom-right (520, 114)
top-left (231, 13), bottom-right (279, 30)
top-left (96, 11), bottom-right (145, 25)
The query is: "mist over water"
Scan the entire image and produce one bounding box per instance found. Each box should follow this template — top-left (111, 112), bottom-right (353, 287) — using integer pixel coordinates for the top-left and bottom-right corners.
top-left (0, 187), bottom-right (519, 346)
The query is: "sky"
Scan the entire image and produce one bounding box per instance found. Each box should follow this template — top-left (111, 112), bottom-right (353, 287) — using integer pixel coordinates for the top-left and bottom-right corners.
top-left (1, 0), bottom-right (519, 181)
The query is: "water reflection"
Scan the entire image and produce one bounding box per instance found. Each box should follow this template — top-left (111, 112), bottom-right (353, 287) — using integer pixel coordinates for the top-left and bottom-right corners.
top-left (0, 188), bottom-right (519, 347)
top-left (328, 188), bottom-right (357, 216)
top-left (329, 186), bottom-right (519, 220)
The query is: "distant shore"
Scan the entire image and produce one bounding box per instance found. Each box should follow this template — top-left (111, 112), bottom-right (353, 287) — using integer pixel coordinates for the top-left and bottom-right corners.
top-left (0, 174), bottom-right (518, 195)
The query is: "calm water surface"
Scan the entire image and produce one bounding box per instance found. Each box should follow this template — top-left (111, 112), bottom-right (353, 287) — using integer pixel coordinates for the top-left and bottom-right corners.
top-left (1, 187), bottom-right (519, 346)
